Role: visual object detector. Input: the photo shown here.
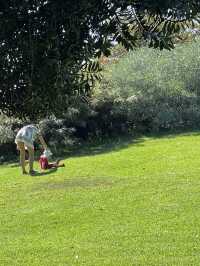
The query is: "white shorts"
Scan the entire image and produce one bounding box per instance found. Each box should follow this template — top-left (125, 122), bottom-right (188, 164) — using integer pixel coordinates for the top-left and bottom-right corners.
top-left (15, 137), bottom-right (34, 150)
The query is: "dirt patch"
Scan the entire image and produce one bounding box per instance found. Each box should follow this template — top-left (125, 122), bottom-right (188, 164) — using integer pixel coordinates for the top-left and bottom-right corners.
top-left (33, 178), bottom-right (113, 191)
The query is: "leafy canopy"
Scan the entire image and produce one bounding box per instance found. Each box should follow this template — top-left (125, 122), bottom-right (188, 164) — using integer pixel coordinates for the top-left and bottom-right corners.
top-left (0, 0), bottom-right (200, 119)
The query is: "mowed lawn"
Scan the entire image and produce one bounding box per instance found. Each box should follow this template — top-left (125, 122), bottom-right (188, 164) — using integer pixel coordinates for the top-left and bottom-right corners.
top-left (1, 132), bottom-right (200, 266)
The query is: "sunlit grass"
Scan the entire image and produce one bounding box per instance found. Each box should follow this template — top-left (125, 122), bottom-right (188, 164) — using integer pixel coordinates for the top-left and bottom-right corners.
top-left (1, 132), bottom-right (200, 265)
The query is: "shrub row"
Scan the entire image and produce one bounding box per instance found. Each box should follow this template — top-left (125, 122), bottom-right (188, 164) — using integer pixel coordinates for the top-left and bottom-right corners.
top-left (2, 40), bottom-right (200, 160)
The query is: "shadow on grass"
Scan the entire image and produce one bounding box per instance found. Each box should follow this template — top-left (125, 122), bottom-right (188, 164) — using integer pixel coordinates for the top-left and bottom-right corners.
top-left (62, 134), bottom-right (145, 159)
top-left (61, 129), bottom-right (200, 159)
top-left (3, 129), bottom-right (200, 165)
top-left (32, 168), bottom-right (58, 176)
top-left (9, 164), bottom-right (58, 176)
top-left (146, 129), bottom-right (200, 140)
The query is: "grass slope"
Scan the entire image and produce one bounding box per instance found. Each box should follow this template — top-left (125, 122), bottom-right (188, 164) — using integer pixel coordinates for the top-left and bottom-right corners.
top-left (1, 132), bottom-right (200, 266)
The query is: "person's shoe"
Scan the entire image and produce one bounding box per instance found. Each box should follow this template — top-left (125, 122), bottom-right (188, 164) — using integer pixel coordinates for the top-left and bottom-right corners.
top-left (29, 170), bottom-right (38, 176)
top-left (56, 159), bottom-right (65, 167)
top-left (22, 170), bottom-right (28, 175)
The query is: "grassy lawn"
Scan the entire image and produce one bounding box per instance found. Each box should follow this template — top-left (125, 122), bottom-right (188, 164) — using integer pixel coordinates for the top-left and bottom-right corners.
top-left (1, 132), bottom-right (200, 265)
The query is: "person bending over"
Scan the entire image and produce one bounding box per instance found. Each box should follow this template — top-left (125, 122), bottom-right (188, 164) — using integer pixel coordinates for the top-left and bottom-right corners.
top-left (15, 124), bottom-right (48, 175)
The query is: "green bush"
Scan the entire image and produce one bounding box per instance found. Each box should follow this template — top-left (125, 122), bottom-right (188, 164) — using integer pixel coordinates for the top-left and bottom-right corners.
top-left (0, 116), bottom-right (22, 162)
top-left (94, 40), bottom-right (200, 133)
top-left (2, 40), bottom-right (200, 161)
top-left (38, 118), bottom-right (78, 155)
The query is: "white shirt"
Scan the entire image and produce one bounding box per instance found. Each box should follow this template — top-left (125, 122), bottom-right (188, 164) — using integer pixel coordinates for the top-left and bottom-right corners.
top-left (15, 125), bottom-right (40, 148)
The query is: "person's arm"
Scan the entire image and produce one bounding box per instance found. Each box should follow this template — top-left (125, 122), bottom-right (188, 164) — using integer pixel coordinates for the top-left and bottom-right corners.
top-left (38, 135), bottom-right (48, 150)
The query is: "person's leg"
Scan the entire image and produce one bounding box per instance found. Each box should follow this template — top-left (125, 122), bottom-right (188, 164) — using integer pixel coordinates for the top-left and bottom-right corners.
top-left (58, 163), bottom-right (65, 167)
top-left (45, 161), bottom-right (65, 169)
top-left (16, 141), bottom-right (27, 174)
top-left (47, 162), bottom-right (56, 169)
top-left (56, 160), bottom-right (65, 167)
top-left (27, 146), bottom-right (35, 174)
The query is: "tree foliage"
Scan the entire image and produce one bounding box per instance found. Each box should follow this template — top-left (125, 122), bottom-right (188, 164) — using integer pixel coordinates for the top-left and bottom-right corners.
top-left (0, 0), bottom-right (200, 119)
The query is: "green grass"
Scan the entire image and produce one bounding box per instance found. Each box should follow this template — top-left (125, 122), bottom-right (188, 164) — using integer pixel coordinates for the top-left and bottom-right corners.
top-left (1, 132), bottom-right (200, 265)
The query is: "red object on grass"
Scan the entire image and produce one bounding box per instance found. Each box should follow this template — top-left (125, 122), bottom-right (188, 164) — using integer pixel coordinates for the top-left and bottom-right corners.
top-left (39, 156), bottom-right (56, 169)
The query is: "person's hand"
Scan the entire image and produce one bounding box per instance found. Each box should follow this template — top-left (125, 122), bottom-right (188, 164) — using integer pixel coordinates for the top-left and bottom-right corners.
top-left (44, 149), bottom-right (53, 157)
top-left (43, 144), bottom-right (48, 150)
